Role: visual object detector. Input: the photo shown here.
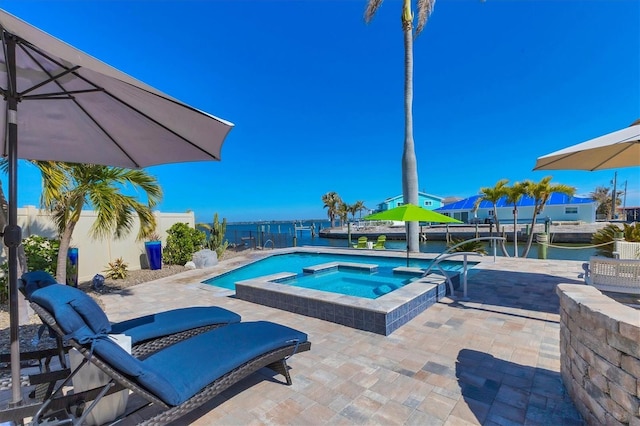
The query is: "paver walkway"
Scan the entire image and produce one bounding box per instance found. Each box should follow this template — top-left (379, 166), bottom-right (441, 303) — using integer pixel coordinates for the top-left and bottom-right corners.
top-left (102, 253), bottom-right (586, 425)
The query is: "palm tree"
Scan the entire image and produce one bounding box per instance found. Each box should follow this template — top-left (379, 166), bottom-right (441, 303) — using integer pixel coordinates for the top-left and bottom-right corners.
top-left (365, 0), bottom-right (435, 254)
top-left (504, 182), bottom-right (528, 258)
top-left (476, 179), bottom-right (509, 256)
top-left (590, 185), bottom-right (612, 219)
top-left (337, 201), bottom-right (350, 227)
top-left (347, 203), bottom-right (358, 222)
top-left (346, 200), bottom-right (367, 222)
top-left (321, 191), bottom-right (342, 227)
top-left (521, 177), bottom-right (575, 258)
top-left (37, 162), bottom-right (162, 283)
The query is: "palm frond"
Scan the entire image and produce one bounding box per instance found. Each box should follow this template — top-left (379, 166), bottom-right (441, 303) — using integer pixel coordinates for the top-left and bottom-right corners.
top-left (364, 0), bottom-right (384, 23)
top-left (415, 0), bottom-right (435, 37)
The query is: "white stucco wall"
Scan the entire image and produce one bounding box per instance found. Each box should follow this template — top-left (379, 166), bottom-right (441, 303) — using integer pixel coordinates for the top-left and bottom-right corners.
top-left (3, 206), bottom-right (195, 281)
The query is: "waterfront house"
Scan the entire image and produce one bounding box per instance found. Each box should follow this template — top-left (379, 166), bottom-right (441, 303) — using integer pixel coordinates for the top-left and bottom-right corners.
top-left (376, 192), bottom-right (444, 212)
top-left (621, 206), bottom-right (640, 222)
top-left (435, 193), bottom-right (597, 224)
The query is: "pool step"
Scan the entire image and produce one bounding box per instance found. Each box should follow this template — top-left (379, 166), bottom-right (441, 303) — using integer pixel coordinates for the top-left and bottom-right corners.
top-left (302, 262), bottom-right (378, 275)
top-left (392, 266), bottom-right (461, 295)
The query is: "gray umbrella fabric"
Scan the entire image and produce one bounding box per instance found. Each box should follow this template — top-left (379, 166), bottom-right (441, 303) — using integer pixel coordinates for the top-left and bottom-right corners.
top-left (533, 124), bottom-right (640, 171)
top-left (0, 8), bottom-right (233, 405)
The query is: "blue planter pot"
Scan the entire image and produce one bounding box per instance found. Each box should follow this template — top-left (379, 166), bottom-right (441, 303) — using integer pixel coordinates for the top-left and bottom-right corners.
top-left (66, 247), bottom-right (79, 287)
top-left (145, 241), bottom-right (162, 270)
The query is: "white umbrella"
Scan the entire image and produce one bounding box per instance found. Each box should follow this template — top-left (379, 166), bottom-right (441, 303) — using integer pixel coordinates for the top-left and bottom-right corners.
top-left (533, 124), bottom-right (640, 171)
top-left (0, 8), bottom-right (234, 406)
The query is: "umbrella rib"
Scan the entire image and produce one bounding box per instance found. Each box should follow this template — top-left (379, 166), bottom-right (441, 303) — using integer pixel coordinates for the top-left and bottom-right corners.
top-left (96, 91), bottom-right (222, 161)
top-left (535, 153), bottom-right (575, 170)
top-left (23, 88), bottom-right (104, 100)
top-left (14, 41), bottom-right (141, 167)
top-left (591, 143), bottom-right (637, 171)
top-left (16, 43), bottom-right (103, 100)
top-left (16, 37), bottom-right (221, 162)
top-left (0, 30), bottom-right (16, 96)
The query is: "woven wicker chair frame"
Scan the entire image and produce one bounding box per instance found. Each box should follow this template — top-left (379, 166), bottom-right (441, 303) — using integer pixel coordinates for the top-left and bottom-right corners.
top-left (587, 256), bottom-right (640, 294)
top-left (29, 301), bottom-right (311, 425)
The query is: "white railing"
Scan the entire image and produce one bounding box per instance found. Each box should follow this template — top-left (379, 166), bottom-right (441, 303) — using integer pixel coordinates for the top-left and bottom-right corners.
top-left (422, 236), bottom-right (506, 300)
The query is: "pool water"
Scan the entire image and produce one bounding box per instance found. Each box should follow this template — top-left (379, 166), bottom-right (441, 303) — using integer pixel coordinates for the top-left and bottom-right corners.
top-left (277, 266), bottom-right (416, 299)
top-left (203, 252), bottom-right (474, 297)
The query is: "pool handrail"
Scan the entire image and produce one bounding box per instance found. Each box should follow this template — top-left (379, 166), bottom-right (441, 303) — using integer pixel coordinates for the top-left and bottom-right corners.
top-left (423, 236), bottom-right (506, 300)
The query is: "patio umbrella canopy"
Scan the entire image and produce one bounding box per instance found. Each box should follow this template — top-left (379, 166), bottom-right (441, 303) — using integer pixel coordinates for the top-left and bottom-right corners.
top-left (364, 204), bottom-right (462, 266)
top-left (533, 124), bottom-right (640, 171)
top-left (365, 203), bottom-right (463, 223)
top-left (0, 8), bottom-right (234, 407)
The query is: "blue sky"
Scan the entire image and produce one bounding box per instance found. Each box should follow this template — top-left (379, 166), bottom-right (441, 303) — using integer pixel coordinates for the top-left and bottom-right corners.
top-left (2, 0), bottom-right (639, 223)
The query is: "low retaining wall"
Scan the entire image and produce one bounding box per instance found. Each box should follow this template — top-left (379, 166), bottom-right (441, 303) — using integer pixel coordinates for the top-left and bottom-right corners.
top-left (557, 284), bottom-right (640, 425)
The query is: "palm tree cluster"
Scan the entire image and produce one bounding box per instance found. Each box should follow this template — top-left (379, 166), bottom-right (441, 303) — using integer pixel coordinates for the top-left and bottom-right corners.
top-left (475, 176), bottom-right (575, 258)
top-left (321, 192), bottom-right (367, 227)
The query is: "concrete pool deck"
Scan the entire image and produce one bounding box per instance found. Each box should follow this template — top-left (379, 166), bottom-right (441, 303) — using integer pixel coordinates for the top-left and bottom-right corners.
top-left (96, 247), bottom-right (590, 424)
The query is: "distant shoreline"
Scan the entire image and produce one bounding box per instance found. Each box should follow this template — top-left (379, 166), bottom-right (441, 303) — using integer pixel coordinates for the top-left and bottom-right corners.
top-left (320, 222), bottom-right (615, 244)
top-left (227, 219), bottom-right (329, 226)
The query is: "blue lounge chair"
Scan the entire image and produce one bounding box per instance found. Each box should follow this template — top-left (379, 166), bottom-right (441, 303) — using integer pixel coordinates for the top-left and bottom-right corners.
top-left (25, 284), bottom-right (310, 425)
top-left (8, 271), bottom-right (242, 407)
top-left (20, 271), bottom-right (241, 355)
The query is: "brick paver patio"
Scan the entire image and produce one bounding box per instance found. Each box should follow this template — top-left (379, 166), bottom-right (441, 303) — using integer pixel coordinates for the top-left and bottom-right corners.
top-left (102, 251), bottom-right (586, 425)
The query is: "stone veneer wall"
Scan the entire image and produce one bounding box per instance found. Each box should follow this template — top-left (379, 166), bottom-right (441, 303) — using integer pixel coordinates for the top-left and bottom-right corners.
top-left (556, 284), bottom-right (640, 425)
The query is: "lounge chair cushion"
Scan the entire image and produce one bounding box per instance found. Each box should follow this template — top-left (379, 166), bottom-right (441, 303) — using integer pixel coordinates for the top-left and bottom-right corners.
top-left (110, 307), bottom-right (241, 345)
top-left (31, 285), bottom-right (308, 407)
top-left (135, 321), bottom-right (308, 406)
top-left (26, 275), bottom-right (243, 346)
top-left (30, 284), bottom-right (112, 341)
top-left (21, 270), bottom-right (58, 298)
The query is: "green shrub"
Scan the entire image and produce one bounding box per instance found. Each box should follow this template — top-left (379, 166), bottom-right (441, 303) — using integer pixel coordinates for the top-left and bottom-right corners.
top-left (163, 222), bottom-right (206, 265)
top-left (103, 257), bottom-right (128, 279)
top-left (23, 235), bottom-right (60, 276)
top-left (592, 222), bottom-right (640, 257)
top-left (0, 235), bottom-right (60, 302)
top-left (447, 238), bottom-right (488, 255)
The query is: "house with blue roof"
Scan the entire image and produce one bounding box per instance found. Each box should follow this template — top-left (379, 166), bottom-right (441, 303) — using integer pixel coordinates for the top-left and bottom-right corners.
top-left (435, 193), bottom-right (596, 224)
top-left (376, 192), bottom-right (444, 212)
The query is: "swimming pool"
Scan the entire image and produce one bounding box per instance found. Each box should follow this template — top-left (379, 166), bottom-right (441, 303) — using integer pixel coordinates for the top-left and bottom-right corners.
top-left (277, 265), bottom-right (414, 299)
top-left (203, 251), bottom-right (473, 298)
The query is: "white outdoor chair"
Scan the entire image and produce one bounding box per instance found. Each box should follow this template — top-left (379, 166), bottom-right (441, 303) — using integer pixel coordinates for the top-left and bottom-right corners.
top-left (584, 256), bottom-right (640, 294)
top-left (613, 240), bottom-right (640, 259)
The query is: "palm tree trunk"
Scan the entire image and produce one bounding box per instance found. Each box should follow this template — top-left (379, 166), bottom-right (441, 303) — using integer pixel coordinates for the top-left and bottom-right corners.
top-left (402, 4), bottom-right (419, 253)
top-left (513, 208), bottom-right (518, 257)
top-left (493, 203), bottom-right (510, 257)
top-left (56, 221), bottom-right (76, 283)
top-left (522, 213), bottom-right (538, 258)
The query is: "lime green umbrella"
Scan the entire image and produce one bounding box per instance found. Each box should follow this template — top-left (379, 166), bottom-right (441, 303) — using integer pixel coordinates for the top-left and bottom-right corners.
top-left (363, 204), bottom-right (462, 266)
top-left (364, 203), bottom-right (462, 223)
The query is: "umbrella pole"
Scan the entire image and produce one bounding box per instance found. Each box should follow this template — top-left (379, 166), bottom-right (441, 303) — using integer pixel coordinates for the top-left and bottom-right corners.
top-left (5, 35), bottom-right (23, 406)
top-left (406, 227), bottom-right (409, 267)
